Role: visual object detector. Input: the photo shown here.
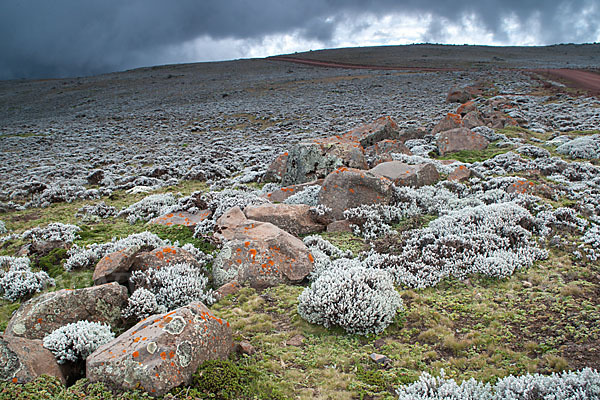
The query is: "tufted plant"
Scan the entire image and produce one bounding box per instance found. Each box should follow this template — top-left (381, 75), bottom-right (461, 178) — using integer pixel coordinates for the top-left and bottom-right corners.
top-left (42, 320), bottom-right (115, 364)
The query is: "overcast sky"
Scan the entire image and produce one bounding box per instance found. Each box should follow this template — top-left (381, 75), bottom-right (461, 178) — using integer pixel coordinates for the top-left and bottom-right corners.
top-left (1, 1), bottom-right (598, 80)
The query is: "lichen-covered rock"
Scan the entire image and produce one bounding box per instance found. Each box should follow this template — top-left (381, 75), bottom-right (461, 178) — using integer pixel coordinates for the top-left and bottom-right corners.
top-left (318, 167), bottom-right (394, 220)
top-left (370, 161), bottom-right (440, 188)
top-left (214, 280), bottom-right (242, 301)
top-left (215, 206), bottom-right (248, 241)
top-left (342, 116), bottom-right (400, 147)
top-left (262, 180), bottom-right (323, 203)
top-left (4, 283), bottom-right (127, 340)
top-left (432, 113), bottom-right (464, 134)
top-left (365, 139), bottom-right (412, 167)
top-left (149, 211), bottom-right (211, 228)
top-left (86, 302), bottom-right (233, 397)
top-left (436, 127), bottom-right (490, 156)
top-left (448, 165), bottom-right (472, 181)
top-left (93, 247), bottom-right (140, 285)
top-left (0, 336), bottom-right (66, 384)
top-left (446, 86), bottom-right (475, 103)
top-left (213, 219), bottom-right (314, 289)
top-left (281, 138), bottom-right (367, 186)
top-left (132, 246), bottom-right (201, 273)
top-left (244, 203), bottom-right (325, 237)
top-left (263, 151), bottom-right (289, 183)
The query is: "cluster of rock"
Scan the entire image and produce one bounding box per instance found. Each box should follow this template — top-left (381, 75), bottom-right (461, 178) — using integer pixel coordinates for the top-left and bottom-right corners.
top-left (0, 101), bottom-right (520, 396)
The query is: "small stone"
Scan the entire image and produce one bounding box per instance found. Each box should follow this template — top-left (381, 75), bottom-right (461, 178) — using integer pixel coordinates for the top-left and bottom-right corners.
top-left (522, 281), bottom-right (533, 288)
top-left (326, 220), bottom-right (353, 233)
top-left (373, 338), bottom-right (386, 350)
top-left (235, 340), bottom-right (256, 355)
top-left (369, 353), bottom-right (390, 366)
top-left (286, 334), bottom-right (305, 347)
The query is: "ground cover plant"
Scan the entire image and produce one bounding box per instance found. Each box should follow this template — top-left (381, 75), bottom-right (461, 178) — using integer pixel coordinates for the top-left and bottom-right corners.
top-left (1, 47), bottom-right (600, 399)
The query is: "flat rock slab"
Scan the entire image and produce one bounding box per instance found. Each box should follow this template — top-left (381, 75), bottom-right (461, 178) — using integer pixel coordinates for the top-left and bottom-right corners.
top-left (0, 336), bottom-right (66, 384)
top-left (5, 283), bottom-right (127, 340)
top-left (149, 211), bottom-right (211, 228)
top-left (263, 152), bottom-right (289, 183)
top-left (318, 167), bottom-right (394, 220)
top-left (432, 113), bottom-right (464, 134)
top-left (244, 203), bottom-right (325, 237)
top-left (436, 127), bottom-right (489, 156)
top-left (370, 161), bottom-right (440, 188)
top-left (86, 302), bottom-right (232, 397)
top-left (213, 214), bottom-right (314, 289)
top-left (448, 165), bottom-right (472, 181)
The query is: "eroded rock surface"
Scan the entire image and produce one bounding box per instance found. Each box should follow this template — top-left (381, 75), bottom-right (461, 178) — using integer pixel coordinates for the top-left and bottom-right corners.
top-left (436, 127), bottom-right (489, 156)
top-left (0, 336), bottom-right (66, 384)
top-left (244, 203), bottom-right (324, 237)
top-left (370, 161), bottom-right (440, 188)
top-left (86, 302), bottom-right (232, 397)
top-left (5, 283), bottom-right (127, 340)
top-left (149, 211), bottom-right (211, 228)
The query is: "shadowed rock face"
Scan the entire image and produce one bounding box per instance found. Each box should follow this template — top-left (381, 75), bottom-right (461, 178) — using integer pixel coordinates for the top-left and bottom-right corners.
top-left (86, 302), bottom-right (233, 397)
top-left (318, 167), bottom-right (394, 220)
top-left (0, 336), bottom-right (66, 384)
top-left (4, 283), bottom-right (127, 340)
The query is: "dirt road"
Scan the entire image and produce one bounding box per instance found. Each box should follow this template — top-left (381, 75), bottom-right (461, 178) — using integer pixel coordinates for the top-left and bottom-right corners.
top-left (535, 68), bottom-right (600, 95)
top-left (268, 55), bottom-right (458, 72)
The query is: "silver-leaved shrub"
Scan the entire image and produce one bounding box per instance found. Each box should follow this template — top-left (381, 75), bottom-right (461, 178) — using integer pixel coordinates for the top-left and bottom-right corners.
top-left (118, 193), bottom-right (177, 224)
top-left (283, 185), bottom-right (321, 206)
top-left (0, 220), bottom-right (6, 234)
top-left (297, 265), bottom-right (403, 335)
top-left (42, 320), bottom-right (115, 364)
top-left (125, 262), bottom-right (214, 320)
top-left (0, 256), bottom-right (55, 301)
top-left (396, 368), bottom-right (600, 400)
top-left (556, 134), bottom-right (600, 160)
top-left (21, 222), bottom-right (81, 243)
top-left (75, 201), bottom-right (117, 222)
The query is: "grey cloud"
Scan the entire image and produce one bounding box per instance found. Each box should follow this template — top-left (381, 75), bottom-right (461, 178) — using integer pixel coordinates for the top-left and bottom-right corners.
top-left (0, 0), bottom-right (598, 80)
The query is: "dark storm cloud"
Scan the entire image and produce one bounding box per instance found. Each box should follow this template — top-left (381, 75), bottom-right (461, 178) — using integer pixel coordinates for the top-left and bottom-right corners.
top-left (0, 0), bottom-right (598, 80)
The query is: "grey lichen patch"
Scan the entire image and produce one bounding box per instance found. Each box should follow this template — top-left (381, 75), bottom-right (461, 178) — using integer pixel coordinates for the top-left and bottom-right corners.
top-left (164, 316), bottom-right (186, 335)
top-left (0, 339), bottom-right (21, 380)
top-left (122, 360), bottom-right (147, 386)
top-left (176, 340), bottom-right (193, 368)
top-left (96, 298), bottom-right (121, 323)
top-left (11, 323), bottom-right (26, 336)
top-left (146, 341), bottom-right (157, 354)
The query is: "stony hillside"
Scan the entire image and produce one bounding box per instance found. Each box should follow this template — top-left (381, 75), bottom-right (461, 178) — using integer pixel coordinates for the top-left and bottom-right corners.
top-left (0, 44), bottom-right (599, 399)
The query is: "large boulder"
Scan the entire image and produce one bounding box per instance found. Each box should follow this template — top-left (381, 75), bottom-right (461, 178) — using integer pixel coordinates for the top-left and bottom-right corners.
top-left (149, 211), bottom-right (211, 228)
top-left (370, 161), bottom-right (440, 188)
top-left (0, 336), bottom-right (66, 384)
top-left (281, 138), bottom-right (367, 186)
top-left (93, 247), bottom-right (140, 285)
top-left (213, 209), bottom-right (314, 288)
top-left (4, 283), bottom-right (127, 340)
top-left (365, 139), bottom-right (412, 167)
top-left (318, 167), bottom-right (394, 220)
top-left (436, 127), bottom-right (490, 156)
top-left (86, 302), bottom-right (233, 397)
top-left (244, 203), bottom-right (325, 237)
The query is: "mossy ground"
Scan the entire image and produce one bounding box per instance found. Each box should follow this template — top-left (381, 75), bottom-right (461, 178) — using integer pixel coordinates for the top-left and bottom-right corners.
top-left (1, 163), bottom-right (599, 399)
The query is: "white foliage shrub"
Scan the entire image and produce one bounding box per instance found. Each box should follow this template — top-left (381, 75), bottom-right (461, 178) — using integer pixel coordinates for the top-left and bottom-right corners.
top-left (303, 235), bottom-right (353, 259)
top-left (283, 185), bottom-right (321, 206)
top-left (556, 134), bottom-right (600, 159)
top-left (75, 201), bottom-right (117, 222)
top-left (64, 231), bottom-right (169, 271)
top-left (0, 220), bottom-right (6, 234)
top-left (0, 256), bottom-right (55, 302)
top-left (580, 223), bottom-right (600, 261)
top-left (21, 222), bottom-right (81, 243)
top-left (43, 320), bottom-right (115, 364)
top-left (297, 265), bottom-right (403, 335)
top-left (118, 193), bottom-right (177, 224)
top-left (121, 287), bottom-right (159, 320)
top-left (202, 188), bottom-right (268, 220)
top-left (125, 262), bottom-right (215, 320)
top-left (396, 368), bottom-right (600, 400)
top-left (365, 202), bottom-right (547, 288)
top-left (343, 204), bottom-right (421, 239)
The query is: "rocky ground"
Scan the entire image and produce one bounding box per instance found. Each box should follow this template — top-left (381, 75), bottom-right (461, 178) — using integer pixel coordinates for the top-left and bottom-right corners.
top-left (0, 44), bottom-right (600, 399)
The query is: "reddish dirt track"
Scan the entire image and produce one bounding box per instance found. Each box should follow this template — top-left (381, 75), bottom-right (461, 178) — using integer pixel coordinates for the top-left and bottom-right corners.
top-left (268, 56), bottom-right (459, 72)
top-left (535, 69), bottom-right (600, 95)
top-left (270, 56), bottom-right (600, 97)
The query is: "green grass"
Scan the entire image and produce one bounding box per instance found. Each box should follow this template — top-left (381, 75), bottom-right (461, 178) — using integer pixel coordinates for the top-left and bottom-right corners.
top-left (435, 143), bottom-right (511, 164)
